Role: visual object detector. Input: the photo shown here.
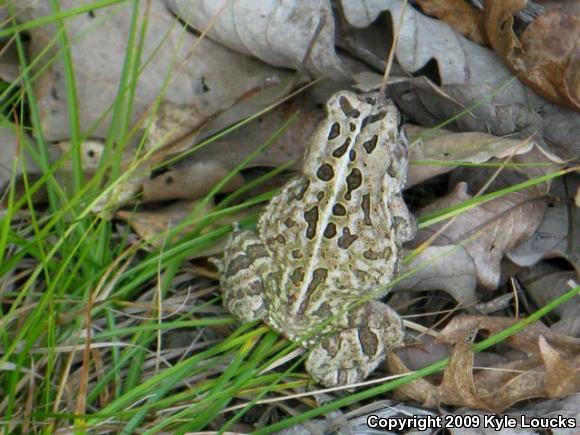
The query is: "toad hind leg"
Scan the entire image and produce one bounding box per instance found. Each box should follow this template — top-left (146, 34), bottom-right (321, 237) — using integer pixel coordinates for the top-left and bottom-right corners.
top-left (216, 229), bottom-right (270, 323)
top-left (305, 301), bottom-right (404, 387)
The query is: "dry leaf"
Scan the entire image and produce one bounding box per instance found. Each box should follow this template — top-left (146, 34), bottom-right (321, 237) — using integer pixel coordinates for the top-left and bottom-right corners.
top-left (343, 0), bottom-right (508, 86)
top-left (439, 316), bottom-right (580, 355)
top-left (56, 140), bottom-right (106, 170)
top-left (15, 0), bottom-right (294, 142)
top-left (145, 102), bottom-right (206, 154)
top-left (115, 200), bottom-right (214, 248)
top-left (390, 316), bottom-right (580, 411)
top-left (523, 392), bottom-right (580, 425)
top-left (159, 82), bottom-right (341, 195)
top-left (388, 352), bottom-right (440, 408)
top-left (395, 245), bottom-right (477, 305)
top-left (519, 268), bottom-right (580, 336)
top-left (508, 201), bottom-right (580, 275)
top-left (416, 0), bottom-right (487, 45)
top-left (168, 0), bottom-right (349, 80)
top-left (405, 125), bottom-right (538, 188)
top-left (414, 182), bottom-right (548, 288)
top-left (388, 76), bottom-right (580, 160)
top-left (0, 127), bottom-right (37, 188)
top-left (539, 336), bottom-right (580, 397)
top-left (115, 200), bottom-right (253, 258)
top-left (484, 0), bottom-right (580, 111)
top-left (142, 161), bottom-right (244, 202)
top-left (0, 42), bottom-right (20, 83)
top-left (438, 342), bottom-right (480, 408)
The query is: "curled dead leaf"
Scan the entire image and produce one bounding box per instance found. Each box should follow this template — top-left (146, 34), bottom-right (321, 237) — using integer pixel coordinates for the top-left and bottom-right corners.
top-left (406, 125), bottom-right (538, 188)
top-left (169, 0), bottom-right (349, 80)
top-left (416, 0), bottom-right (487, 45)
top-left (484, 0), bottom-right (580, 110)
top-left (390, 315), bottom-right (580, 411)
top-left (508, 201), bottom-right (580, 275)
top-left (414, 182), bottom-right (548, 289)
top-left (388, 353), bottom-right (440, 408)
top-left (439, 315), bottom-right (580, 355)
top-left (395, 245), bottom-right (477, 305)
top-left (438, 342), bottom-right (479, 409)
top-left (142, 161), bottom-right (244, 202)
top-left (539, 336), bottom-right (580, 397)
top-left (114, 200), bottom-right (210, 249)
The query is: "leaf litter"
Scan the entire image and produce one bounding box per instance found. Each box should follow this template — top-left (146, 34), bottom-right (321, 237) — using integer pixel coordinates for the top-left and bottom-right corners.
top-left (1, 0), bottom-right (579, 432)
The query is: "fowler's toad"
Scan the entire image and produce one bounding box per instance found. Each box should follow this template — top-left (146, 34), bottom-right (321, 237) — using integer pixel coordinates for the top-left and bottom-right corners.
top-left (216, 91), bottom-right (416, 387)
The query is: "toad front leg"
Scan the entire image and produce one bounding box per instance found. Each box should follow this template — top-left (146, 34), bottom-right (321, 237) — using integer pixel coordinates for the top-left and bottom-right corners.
top-left (305, 301), bottom-right (404, 387)
top-left (217, 229), bottom-right (270, 323)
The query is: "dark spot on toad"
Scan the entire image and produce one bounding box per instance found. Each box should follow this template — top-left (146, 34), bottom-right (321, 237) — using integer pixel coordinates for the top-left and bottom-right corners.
top-left (290, 267), bottom-right (305, 286)
top-left (387, 162), bottom-right (399, 179)
top-left (339, 96), bottom-right (360, 118)
top-left (361, 193), bottom-right (371, 225)
top-left (247, 280), bottom-right (263, 295)
top-left (332, 137), bottom-right (351, 158)
top-left (337, 227), bottom-right (358, 249)
top-left (226, 254), bottom-right (250, 276)
top-left (303, 206), bottom-right (319, 239)
top-left (328, 122), bottom-right (340, 140)
top-left (345, 168), bottom-right (362, 200)
top-left (358, 327), bottom-right (379, 356)
top-left (349, 149), bottom-right (356, 161)
top-left (306, 268), bottom-right (327, 293)
top-left (294, 179), bottom-right (310, 201)
top-left (363, 135), bottom-right (378, 154)
top-left (316, 164), bottom-right (334, 181)
top-left (323, 222), bottom-right (337, 238)
top-left (360, 111), bottom-right (387, 130)
top-left (332, 203), bottom-right (346, 216)
top-left (247, 244), bottom-right (268, 260)
top-left (298, 268), bottom-right (328, 314)
top-left (363, 249), bottom-right (379, 260)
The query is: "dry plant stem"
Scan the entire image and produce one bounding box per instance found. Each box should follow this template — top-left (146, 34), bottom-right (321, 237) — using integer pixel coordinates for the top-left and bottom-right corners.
top-left (259, 347), bottom-right (305, 376)
top-left (155, 241), bottom-right (165, 374)
top-left (23, 358), bottom-right (35, 433)
top-left (72, 246), bottom-right (137, 420)
top-left (475, 293), bottom-right (515, 314)
top-left (53, 350), bottom-right (79, 420)
top-left (510, 276), bottom-right (520, 318)
top-left (413, 301), bottom-right (466, 340)
top-left (60, 246), bottom-right (136, 322)
top-left (75, 277), bottom-right (94, 423)
top-left (380, 0), bottom-right (408, 96)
